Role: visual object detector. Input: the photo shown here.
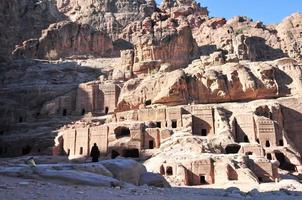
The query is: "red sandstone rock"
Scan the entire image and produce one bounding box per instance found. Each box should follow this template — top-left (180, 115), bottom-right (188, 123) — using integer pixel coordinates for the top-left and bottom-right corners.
top-left (13, 21), bottom-right (113, 59)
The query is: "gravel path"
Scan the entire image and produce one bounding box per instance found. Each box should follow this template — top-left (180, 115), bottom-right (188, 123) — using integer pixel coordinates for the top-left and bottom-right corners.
top-left (1, 176), bottom-right (302, 200)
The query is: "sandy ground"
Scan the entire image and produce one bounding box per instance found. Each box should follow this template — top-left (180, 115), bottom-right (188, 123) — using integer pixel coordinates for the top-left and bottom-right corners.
top-left (0, 175), bottom-right (302, 200)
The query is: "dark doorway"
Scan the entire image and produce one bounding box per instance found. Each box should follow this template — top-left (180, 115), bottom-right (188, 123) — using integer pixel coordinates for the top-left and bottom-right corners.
top-left (199, 175), bottom-right (207, 184)
top-left (145, 100), bottom-right (152, 106)
top-left (81, 108), bottom-right (86, 115)
top-left (172, 120), bottom-right (177, 128)
top-left (246, 152), bottom-right (253, 156)
top-left (105, 107), bottom-right (109, 114)
top-left (22, 145), bottom-right (31, 155)
top-left (225, 144), bottom-right (241, 154)
top-left (62, 109), bottom-right (67, 116)
top-left (0, 148), bottom-right (2, 155)
top-left (19, 117), bottom-right (23, 123)
top-left (256, 139), bottom-right (260, 144)
top-left (122, 149), bottom-right (139, 158)
top-left (149, 140), bottom-right (154, 149)
top-left (114, 127), bottom-right (130, 138)
top-left (166, 166), bottom-right (173, 176)
top-left (160, 165), bottom-right (165, 175)
top-left (201, 129), bottom-right (207, 136)
top-left (279, 139), bottom-right (284, 146)
top-left (79, 147), bottom-right (83, 155)
top-left (111, 150), bottom-right (120, 159)
top-left (275, 152), bottom-right (296, 171)
top-left (244, 135), bottom-right (249, 143)
top-left (156, 122), bottom-right (161, 128)
top-left (258, 177), bottom-right (263, 182)
top-left (265, 140), bottom-right (270, 147)
top-left (267, 153), bottom-right (272, 160)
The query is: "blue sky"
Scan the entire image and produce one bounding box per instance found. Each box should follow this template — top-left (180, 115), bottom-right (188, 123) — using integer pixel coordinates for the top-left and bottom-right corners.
top-left (157, 0), bottom-right (302, 24)
top-left (198, 0), bottom-right (302, 24)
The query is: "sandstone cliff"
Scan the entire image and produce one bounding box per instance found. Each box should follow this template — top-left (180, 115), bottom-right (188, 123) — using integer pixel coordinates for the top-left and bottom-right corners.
top-left (12, 20), bottom-right (113, 59)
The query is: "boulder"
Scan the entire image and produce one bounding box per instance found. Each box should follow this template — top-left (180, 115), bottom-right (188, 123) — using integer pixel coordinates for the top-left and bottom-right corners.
top-left (139, 172), bottom-right (171, 187)
top-left (101, 158), bottom-right (147, 185)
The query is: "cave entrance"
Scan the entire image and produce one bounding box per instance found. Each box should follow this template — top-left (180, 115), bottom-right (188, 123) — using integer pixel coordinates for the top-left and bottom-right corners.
top-left (166, 166), bottom-right (173, 176)
top-left (145, 100), bottom-right (152, 106)
top-left (199, 175), bottom-right (207, 185)
top-left (149, 140), bottom-right (154, 149)
top-left (81, 108), bottom-right (86, 115)
top-left (201, 129), bottom-right (207, 136)
top-left (171, 120), bottom-right (177, 128)
top-left (275, 152), bottom-right (296, 172)
top-left (225, 144), bottom-right (241, 154)
top-left (267, 153), bottom-right (272, 160)
top-left (122, 149), bottom-right (139, 158)
top-left (114, 127), bottom-right (130, 138)
top-left (62, 109), bottom-right (67, 116)
top-left (279, 139), bottom-right (284, 146)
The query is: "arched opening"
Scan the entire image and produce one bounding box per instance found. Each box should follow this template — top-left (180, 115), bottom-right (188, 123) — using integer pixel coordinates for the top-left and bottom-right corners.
top-left (81, 108), bottom-right (86, 115)
top-left (114, 127), bottom-right (130, 138)
top-left (62, 109), bottom-right (67, 116)
top-left (122, 149), bottom-right (139, 158)
top-left (166, 166), bottom-right (173, 176)
top-left (244, 135), bottom-right (249, 143)
top-left (22, 145), bottom-right (31, 155)
top-left (160, 165), bottom-right (165, 175)
top-left (79, 147), bottom-right (83, 155)
top-left (149, 140), bottom-right (154, 149)
top-left (145, 100), bottom-right (152, 106)
top-left (19, 117), bottom-right (23, 123)
top-left (225, 144), bottom-right (241, 154)
top-left (279, 139), bottom-right (284, 146)
top-left (105, 107), bottom-right (109, 114)
top-left (267, 153), bottom-right (272, 160)
top-left (265, 140), bottom-right (271, 147)
top-left (275, 152), bottom-right (296, 172)
top-left (111, 150), bottom-right (120, 159)
top-left (199, 175), bottom-right (207, 184)
top-left (171, 120), bottom-right (177, 128)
